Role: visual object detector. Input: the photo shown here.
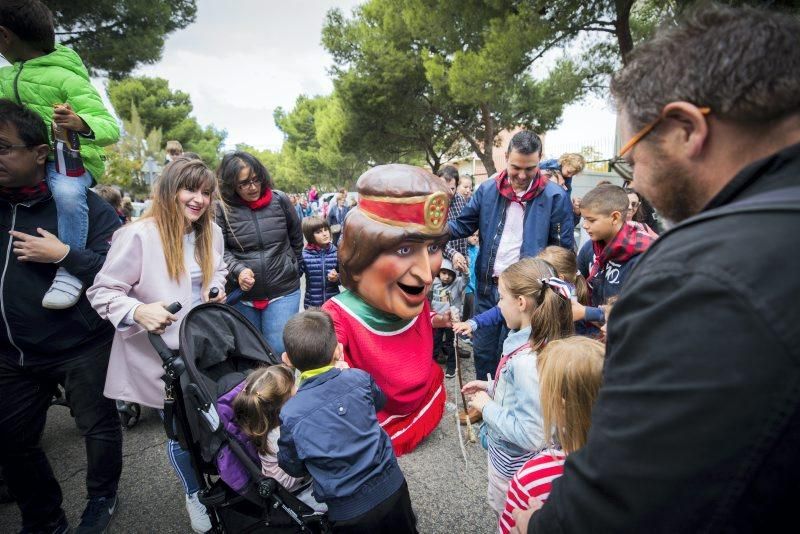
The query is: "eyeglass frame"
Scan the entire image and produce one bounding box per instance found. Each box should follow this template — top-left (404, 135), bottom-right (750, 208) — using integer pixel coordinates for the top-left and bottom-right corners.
top-left (618, 106), bottom-right (711, 158)
top-left (236, 177), bottom-right (261, 190)
top-left (0, 143), bottom-right (36, 156)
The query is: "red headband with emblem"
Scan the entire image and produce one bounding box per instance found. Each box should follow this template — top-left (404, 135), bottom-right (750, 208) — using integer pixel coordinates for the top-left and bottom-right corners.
top-left (359, 191), bottom-right (450, 234)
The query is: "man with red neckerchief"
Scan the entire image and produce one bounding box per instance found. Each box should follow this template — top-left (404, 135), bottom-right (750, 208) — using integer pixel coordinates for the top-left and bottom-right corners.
top-left (448, 131), bottom-right (574, 409)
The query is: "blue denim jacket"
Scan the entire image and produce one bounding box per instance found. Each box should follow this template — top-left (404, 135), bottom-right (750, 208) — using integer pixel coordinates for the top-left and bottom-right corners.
top-left (448, 176), bottom-right (574, 296)
top-left (482, 327), bottom-right (546, 456)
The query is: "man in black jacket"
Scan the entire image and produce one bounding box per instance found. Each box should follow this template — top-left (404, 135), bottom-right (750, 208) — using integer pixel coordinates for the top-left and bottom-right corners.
top-left (512, 5), bottom-right (800, 533)
top-left (0, 100), bottom-right (122, 533)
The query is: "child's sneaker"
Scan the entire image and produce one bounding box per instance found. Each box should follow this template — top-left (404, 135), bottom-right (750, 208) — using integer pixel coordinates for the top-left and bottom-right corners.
top-left (445, 367), bottom-right (456, 378)
top-left (42, 267), bottom-right (83, 309)
top-left (185, 491), bottom-right (212, 533)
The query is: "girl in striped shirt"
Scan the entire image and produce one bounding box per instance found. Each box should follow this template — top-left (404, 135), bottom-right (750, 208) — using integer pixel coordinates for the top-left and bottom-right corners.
top-left (498, 336), bottom-right (605, 534)
top-left (462, 258), bottom-right (574, 516)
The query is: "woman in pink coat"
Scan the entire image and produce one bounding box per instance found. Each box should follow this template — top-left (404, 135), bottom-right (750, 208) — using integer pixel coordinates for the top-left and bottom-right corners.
top-left (87, 157), bottom-right (227, 533)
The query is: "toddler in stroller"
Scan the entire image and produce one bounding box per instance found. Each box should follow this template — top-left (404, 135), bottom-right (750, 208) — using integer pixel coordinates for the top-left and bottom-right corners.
top-left (152, 302), bottom-right (328, 533)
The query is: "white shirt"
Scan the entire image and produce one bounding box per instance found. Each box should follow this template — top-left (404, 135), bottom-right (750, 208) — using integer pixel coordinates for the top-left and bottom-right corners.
top-left (493, 180), bottom-right (534, 277)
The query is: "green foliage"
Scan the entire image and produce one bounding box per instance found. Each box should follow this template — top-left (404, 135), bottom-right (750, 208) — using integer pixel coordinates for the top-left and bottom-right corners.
top-left (323, 0), bottom-right (588, 175)
top-left (48, 0), bottom-right (197, 79)
top-left (102, 104), bottom-right (162, 197)
top-left (107, 76), bottom-right (225, 167)
top-left (274, 94), bottom-right (367, 191)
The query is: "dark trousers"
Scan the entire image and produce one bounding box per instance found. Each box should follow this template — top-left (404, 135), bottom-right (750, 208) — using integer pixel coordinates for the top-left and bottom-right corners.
top-left (331, 480), bottom-right (418, 533)
top-left (473, 282), bottom-right (509, 380)
top-left (433, 327), bottom-right (455, 370)
top-left (0, 342), bottom-right (122, 530)
top-left (463, 292), bottom-right (475, 320)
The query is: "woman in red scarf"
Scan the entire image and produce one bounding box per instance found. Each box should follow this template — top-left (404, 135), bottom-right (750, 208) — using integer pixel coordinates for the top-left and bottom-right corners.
top-left (215, 152), bottom-right (304, 354)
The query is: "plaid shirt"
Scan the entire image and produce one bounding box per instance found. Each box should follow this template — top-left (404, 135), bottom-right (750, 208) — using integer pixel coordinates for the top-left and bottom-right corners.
top-left (445, 193), bottom-right (469, 260)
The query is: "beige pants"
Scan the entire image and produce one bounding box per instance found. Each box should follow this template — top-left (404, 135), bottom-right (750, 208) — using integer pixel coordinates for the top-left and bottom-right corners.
top-left (487, 459), bottom-right (511, 517)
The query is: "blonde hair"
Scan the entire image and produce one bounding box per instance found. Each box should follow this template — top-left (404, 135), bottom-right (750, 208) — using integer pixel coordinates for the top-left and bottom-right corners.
top-left (165, 140), bottom-right (183, 155)
top-left (538, 337), bottom-right (605, 453)
top-left (232, 365), bottom-right (295, 455)
top-left (558, 153), bottom-right (585, 175)
top-left (142, 158), bottom-right (217, 287)
top-left (500, 258), bottom-right (574, 352)
top-left (537, 246), bottom-right (589, 305)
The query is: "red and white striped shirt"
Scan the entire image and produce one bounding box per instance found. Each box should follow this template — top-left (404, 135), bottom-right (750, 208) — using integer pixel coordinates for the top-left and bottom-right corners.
top-left (498, 449), bottom-right (566, 534)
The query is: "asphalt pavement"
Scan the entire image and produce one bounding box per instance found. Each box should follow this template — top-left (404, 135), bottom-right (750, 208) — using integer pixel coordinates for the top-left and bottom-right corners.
top-left (0, 350), bottom-right (495, 533)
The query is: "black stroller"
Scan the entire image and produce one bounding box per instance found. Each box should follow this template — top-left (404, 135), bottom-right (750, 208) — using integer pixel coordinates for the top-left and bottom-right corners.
top-left (150, 302), bottom-right (328, 533)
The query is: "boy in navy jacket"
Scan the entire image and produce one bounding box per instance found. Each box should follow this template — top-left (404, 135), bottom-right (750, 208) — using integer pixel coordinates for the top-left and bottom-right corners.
top-left (575, 184), bottom-right (655, 324)
top-left (278, 311), bottom-right (418, 532)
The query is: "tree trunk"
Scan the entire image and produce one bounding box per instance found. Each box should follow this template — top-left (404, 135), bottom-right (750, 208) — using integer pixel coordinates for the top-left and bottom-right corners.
top-left (615, 0), bottom-right (636, 64)
top-left (479, 103), bottom-right (497, 176)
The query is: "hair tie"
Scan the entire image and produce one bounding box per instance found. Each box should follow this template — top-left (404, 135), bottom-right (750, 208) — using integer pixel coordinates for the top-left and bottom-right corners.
top-left (540, 277), bottom-right (572, 301)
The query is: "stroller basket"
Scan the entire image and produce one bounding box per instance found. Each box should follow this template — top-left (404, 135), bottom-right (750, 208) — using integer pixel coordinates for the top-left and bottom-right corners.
top-left (150, 302), bottom-right (328, 533)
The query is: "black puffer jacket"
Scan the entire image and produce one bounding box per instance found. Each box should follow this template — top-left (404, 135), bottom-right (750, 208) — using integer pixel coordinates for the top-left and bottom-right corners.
top-left (217, 190), bottom-right (304, 300)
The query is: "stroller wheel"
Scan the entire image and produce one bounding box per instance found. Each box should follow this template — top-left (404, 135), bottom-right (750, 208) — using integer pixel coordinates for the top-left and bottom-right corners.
top-left (116, 400), bottom-right (141, 429)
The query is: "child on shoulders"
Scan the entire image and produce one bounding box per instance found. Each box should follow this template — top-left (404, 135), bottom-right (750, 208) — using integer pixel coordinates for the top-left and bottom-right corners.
top-left (499, 336), bottom-right (605, 534)
top-left (460, 258), bottom-right (574, 516)
top-left (277, 311), bottom-right (418, 532)
top-left (232, 364), bottom-right (326, 513)
top-left (0, 0), bottom-right (120, 309)
top-left (300, 216), bottom-right (340, 309)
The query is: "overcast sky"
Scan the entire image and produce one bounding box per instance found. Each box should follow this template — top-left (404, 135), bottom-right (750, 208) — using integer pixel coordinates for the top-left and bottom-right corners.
top-left (3, 0), bottom-right (617, 157)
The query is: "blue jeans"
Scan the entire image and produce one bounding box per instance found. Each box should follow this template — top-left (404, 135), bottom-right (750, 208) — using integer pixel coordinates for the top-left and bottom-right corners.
top-left (234, 288), bottom-right (301, 355)
top-left (46, 163), bottom-right (92, 251)
top-left (473, 281), bottom-right (509, 380)
top-left (158, 410), bottom-right (201, 495)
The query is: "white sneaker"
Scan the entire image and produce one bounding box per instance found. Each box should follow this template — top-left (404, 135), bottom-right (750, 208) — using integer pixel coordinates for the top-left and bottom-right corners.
top-left (42, 267), bottom-right (83, 309)
top-left (185, 491), bottom-right (212, 533)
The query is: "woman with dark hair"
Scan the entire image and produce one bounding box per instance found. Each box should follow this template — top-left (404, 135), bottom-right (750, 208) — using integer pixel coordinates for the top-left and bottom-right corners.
top-left (216, 151), bottom-right (303, 354)
top-left (624, 187), bottom-right (661, 238)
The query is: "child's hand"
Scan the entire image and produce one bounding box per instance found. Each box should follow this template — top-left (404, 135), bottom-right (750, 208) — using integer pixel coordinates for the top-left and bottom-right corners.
top-left (451, 252), bottom-right (468, 273)
top-left (238, 268), bottom-right (255, 291)
top-left (431, 310), bottom-right (452, 329)
top-left (327, 269), bottom-right (339, 282)
top-left (461, 380), bottom-right (488, 395)
top-left (452, 321), bottom-right (473, 337)
top-left (468, 390), bottom-right (491, 412)
top-left (53, 104), bottom-right (90, 134)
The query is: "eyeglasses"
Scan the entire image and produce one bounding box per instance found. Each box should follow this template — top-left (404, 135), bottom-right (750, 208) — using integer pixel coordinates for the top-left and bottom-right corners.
top-left (0, 144), bottom-right (33, 156)
top-left (618, 107), bottom-right (711, 158)
top-left (236, 178), bottom-right (260, 190)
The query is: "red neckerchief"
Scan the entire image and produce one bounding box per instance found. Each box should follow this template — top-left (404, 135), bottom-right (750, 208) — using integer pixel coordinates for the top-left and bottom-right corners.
top-left (494, 169), bottom-right (547, 204)
top-left (492, 342), bottom-right (531, 393)
top-left (0, 181), bottom-right (49, 204)
top-left (305, 243), bottom-right (321, 251)
top-left (242, 188), bottom-right (273, 210)
top-left (587, 222), bottom-right (655, 292)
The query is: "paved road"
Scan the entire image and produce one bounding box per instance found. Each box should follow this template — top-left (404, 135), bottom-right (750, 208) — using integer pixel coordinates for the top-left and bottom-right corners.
top-left (0, 352), bottom-right (495, 533)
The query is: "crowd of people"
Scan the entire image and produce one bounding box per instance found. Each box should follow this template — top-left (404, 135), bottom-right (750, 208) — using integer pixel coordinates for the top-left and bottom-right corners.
top-left (1, 1), bottom-right (799, 533)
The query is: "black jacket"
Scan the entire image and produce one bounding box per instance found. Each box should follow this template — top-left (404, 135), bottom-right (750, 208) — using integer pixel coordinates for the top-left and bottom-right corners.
top-left (531, 142), bottom-right (800, 533)
top-left (217, 191), bottom-right (304, 300)
top-left (0, 189), bottom-right (120, 366)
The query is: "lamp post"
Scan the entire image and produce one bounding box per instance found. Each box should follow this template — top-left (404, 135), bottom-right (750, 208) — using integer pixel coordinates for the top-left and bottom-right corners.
top-left (142, 157), bottom-right (161, 189)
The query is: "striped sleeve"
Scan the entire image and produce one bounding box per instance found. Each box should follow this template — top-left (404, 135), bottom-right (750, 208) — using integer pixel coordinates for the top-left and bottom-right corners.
top-left (498, 450), bottom-right (566, 534)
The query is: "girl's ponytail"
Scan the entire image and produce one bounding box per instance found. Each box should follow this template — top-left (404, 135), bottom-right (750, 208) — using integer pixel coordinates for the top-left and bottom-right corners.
top-left (574, 273), bottom-right (589, 305)
top-left (501, 258), bottom-right (574, 352)
top-left (232, 364), bottom-right (295, 455)
top-left (530, 277), bottom-right (574, 351)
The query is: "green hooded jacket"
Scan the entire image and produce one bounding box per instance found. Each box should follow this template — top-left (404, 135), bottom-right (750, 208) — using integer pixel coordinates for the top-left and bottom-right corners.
top-left (0, 44), bottom-right (120, 181)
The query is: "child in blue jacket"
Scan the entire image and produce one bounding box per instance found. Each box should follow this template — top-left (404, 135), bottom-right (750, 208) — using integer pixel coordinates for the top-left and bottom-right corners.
top-left (278, 311), bottom-right (417, 532)
top-left (300, 216), bottom-right (340, 309)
